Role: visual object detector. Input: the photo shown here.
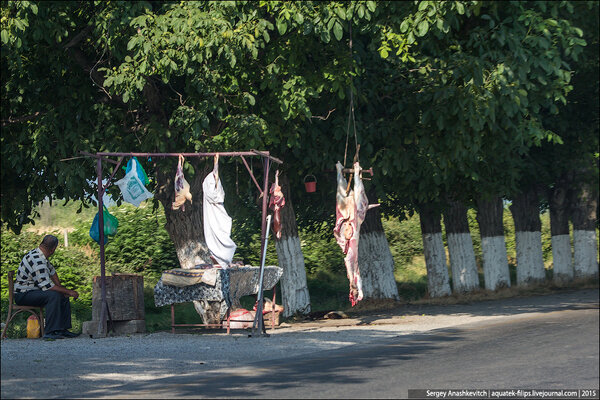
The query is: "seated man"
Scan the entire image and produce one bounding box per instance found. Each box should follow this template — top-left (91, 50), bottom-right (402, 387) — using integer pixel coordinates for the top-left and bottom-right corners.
top-left (14, 235), bottom-right (80, 339)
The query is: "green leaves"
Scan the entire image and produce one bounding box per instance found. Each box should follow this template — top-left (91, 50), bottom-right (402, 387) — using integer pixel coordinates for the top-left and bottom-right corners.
top-left (332, 20), bottom-right (343, 41)
top-left (416, 20), bottom-right (429, 37)
top-left (276, 18), bottom-right (287, 35)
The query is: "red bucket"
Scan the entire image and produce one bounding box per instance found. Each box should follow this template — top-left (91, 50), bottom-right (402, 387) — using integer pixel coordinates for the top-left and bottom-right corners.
top-left (304, 175), bottom-right (317, 193)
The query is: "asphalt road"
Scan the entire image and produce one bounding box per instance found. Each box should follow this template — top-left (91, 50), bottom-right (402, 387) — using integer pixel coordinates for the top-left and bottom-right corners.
top-left (123, 307), bottom-right (599, 399)
top-left (2, 289), bottom-right (599, 399)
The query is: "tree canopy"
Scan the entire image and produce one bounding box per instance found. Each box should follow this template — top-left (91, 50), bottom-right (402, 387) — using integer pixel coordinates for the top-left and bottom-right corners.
top-left (1, 0), bottom-right (597, 235)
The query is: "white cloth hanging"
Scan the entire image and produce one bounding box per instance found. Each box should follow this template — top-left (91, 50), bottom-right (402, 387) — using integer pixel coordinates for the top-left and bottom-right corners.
top-left (202, 157), bottom-right (236, 267)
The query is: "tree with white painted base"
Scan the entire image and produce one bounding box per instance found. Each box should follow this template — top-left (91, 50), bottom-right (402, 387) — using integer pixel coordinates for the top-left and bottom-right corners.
top-left (419, 205), bottom-right (451, 298)
top-left (273, 173), bottom-right (311, 317)
top-left (476, 197), bottom-right (511, 290)
top-left (510, 188), bottom-right (546, 285)
top-left (548, 179), bottom-right (573, 282)
top-left (358, 196), bottom-right (400, 301)
top-left (571, 184), bottom-right (599, 279)
top-left (443, 200), bottom-right (480, 293)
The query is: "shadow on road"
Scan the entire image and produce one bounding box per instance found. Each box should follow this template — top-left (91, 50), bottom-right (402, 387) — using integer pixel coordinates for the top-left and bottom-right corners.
top-left (65, 328), bottom-right (466, 398)
top-left (350, 288), bottom-right (599, 325)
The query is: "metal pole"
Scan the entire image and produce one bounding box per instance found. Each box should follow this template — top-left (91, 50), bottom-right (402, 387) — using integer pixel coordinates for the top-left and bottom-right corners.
top-left (251, 157), bottom-right (271, 336)
top-left (96, 158), bottom-right (108, 337)
top-left (251, 215), bottom-right (272, 337)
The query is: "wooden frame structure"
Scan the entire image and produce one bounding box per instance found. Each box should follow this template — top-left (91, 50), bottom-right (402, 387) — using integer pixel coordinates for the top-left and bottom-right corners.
top-left (82, 150), bottom-right (282, 338)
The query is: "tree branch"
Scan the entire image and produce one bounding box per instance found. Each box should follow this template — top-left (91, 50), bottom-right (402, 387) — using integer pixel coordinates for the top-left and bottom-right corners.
top-left (2, 111), bottom-right (46, 127)
top-left (63, 25), bottom-right (93, 49)
top-left (310, 108), bottom-right (336, 121)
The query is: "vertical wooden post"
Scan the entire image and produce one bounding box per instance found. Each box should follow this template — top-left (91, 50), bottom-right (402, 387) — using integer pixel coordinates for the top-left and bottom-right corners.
top-left (171, 304), bottom-right (175, 334)
top-left (96, 157), bottom-right (108, 337)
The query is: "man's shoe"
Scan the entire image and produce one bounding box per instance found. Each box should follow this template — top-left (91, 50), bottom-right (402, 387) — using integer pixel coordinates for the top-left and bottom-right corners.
top-left (59, 330), bottom-right (81, 338)
top-left (42, 331), bottom-right (65, 340)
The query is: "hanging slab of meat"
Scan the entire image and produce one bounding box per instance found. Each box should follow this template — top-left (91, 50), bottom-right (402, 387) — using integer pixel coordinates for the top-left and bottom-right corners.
top-left (203, 155), bottom-right (237, 267)
top-left (269, 171), bottom-right (286, 239)
top-left (334, 161), bottom-right (370, 306)
top-left (172, 154), bottom-right (192, 211)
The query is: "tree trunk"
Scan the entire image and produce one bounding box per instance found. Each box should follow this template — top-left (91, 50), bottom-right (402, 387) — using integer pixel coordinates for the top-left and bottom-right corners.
top-left (476, 196), bottom-right (511, 290)
top-left (419, 204), bottom-right (451, 298)
top-left (549, 179), bottom-right (573, 282)
top-left (155, 160), bottom-right (212, 269)
top-left (357, 192), bottom-right (400, 300)
top-left (155, 160), bottom-right (221, 325)
top-left (274, 173), bottom-right (311, 317)
top-left (443, 200), bottom-right (480, 293)
top-left (571, 184), bottom-right (599, 278)
top-left (509, 188), bottom-right (546, 285)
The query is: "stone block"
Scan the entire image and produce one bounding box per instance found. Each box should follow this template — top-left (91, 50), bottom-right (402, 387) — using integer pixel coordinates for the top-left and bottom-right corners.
top-left (82, 319), bottom-right (146, 337)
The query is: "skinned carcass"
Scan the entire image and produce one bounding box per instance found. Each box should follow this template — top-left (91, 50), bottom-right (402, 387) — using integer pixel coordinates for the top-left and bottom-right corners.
top-left (172, 154), bottom-right (192, 211)
top-left (269, 171), bottom-right (286, 239)
top-left (333, 161), bottom-right (372, 306)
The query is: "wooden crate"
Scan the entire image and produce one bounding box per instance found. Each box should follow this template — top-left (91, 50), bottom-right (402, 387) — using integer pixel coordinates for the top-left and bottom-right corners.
top-left (262, 311), bottom-right (281, 326)
top-left (92, 274), bottom-right (144, 321)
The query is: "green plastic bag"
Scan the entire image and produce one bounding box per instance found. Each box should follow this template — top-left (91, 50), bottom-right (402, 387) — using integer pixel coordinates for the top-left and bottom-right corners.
top-left (123, 157), bottom-right (149, 185)
top-left (89, 206), bottom-right (119, 244)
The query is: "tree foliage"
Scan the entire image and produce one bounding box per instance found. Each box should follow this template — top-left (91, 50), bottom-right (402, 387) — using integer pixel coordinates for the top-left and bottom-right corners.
top-left (1, 0), bottom-right (596, 238)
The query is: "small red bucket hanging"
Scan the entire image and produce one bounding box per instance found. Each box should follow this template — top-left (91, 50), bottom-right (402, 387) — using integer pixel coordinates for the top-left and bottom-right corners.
top-left (304, 175), bottom-right (317, 193)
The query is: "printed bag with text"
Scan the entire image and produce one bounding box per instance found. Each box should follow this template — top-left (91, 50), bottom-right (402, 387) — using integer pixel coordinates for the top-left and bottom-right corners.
top-left (115, 158), bottom-right (154, 207)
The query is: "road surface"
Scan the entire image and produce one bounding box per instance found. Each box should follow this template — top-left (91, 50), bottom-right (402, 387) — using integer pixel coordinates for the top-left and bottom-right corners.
top-left (1, 288), bottom-right (598, 398)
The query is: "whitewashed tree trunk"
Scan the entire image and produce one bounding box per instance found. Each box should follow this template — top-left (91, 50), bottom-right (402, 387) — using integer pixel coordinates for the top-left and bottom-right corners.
top-left (571, 184), bottom-right (599, 278)
top-left (551, 235), bottom-right (572, 282)
top-left (443, 201), bottom-right (480, 293)
top-left (357, 200), bottom-right (400, 300)
top-left (514, 231), bottom-right (546, 284)
top-left (549, 180), bottom-right (573, 282)
top-left (419, 205), bottom-right (451, 298)
top-left (274, 173), bottom-right (311, 317)
top-left (510, 188), bottom-right (546, 285)
top-left (476, 197), bottom-right (511, 290)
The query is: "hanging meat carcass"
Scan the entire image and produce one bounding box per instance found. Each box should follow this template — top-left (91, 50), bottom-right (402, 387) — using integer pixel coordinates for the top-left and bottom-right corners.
top-left (333, 161), bottom-right (372, 306)
top-left (269, 171), bottom-right (286, 239)
top-left (172, 154), bottom-right (192, 211)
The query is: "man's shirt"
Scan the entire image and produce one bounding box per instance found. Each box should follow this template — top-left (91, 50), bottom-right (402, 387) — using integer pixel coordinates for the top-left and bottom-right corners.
top-left (14, 248), bottom-right (56, 293)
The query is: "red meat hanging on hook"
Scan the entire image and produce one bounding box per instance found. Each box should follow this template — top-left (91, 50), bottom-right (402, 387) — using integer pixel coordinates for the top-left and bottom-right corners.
top-left (269, 170), bottom-right (286, 239)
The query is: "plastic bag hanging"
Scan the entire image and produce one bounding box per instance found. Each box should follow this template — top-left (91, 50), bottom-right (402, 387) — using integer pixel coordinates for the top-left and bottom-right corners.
top-left (123, 157), bottom-right (150, 185)
top-left (115, 158), bottom-right (154, 207)
top-left (89, 205), bottom-right (119, 244)
top-left (172, 154), bottom-right (192, 211)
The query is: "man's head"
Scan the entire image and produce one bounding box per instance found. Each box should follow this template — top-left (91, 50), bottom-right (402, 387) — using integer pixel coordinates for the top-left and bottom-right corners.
top-left (39, 235), bottom-right (59, 258)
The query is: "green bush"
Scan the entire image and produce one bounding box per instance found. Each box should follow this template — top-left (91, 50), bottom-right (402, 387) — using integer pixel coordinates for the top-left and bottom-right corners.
top-left (0, 226), bottom-right (94, 337)
top-left (70, 203), bottom-right (180, 284)
top-left (1, 227), bottom-right (40, 299)
top-left (383, 214), bottom-right (423, 269)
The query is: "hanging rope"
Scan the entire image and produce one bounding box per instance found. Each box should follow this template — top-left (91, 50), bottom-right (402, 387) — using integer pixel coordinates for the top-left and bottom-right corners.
top-left (343, 22), bottom-right (361, 196)
top-left (343, 22), bottom-right (359, 168)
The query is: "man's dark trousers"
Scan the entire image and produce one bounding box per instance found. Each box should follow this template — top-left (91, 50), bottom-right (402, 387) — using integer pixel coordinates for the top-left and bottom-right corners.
top-left (14, 290), bottom-right (72, 333)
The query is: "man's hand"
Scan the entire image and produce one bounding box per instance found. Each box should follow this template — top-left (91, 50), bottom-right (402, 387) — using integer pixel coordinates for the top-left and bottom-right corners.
top-left (69, 290), bottom-right (79, 300)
